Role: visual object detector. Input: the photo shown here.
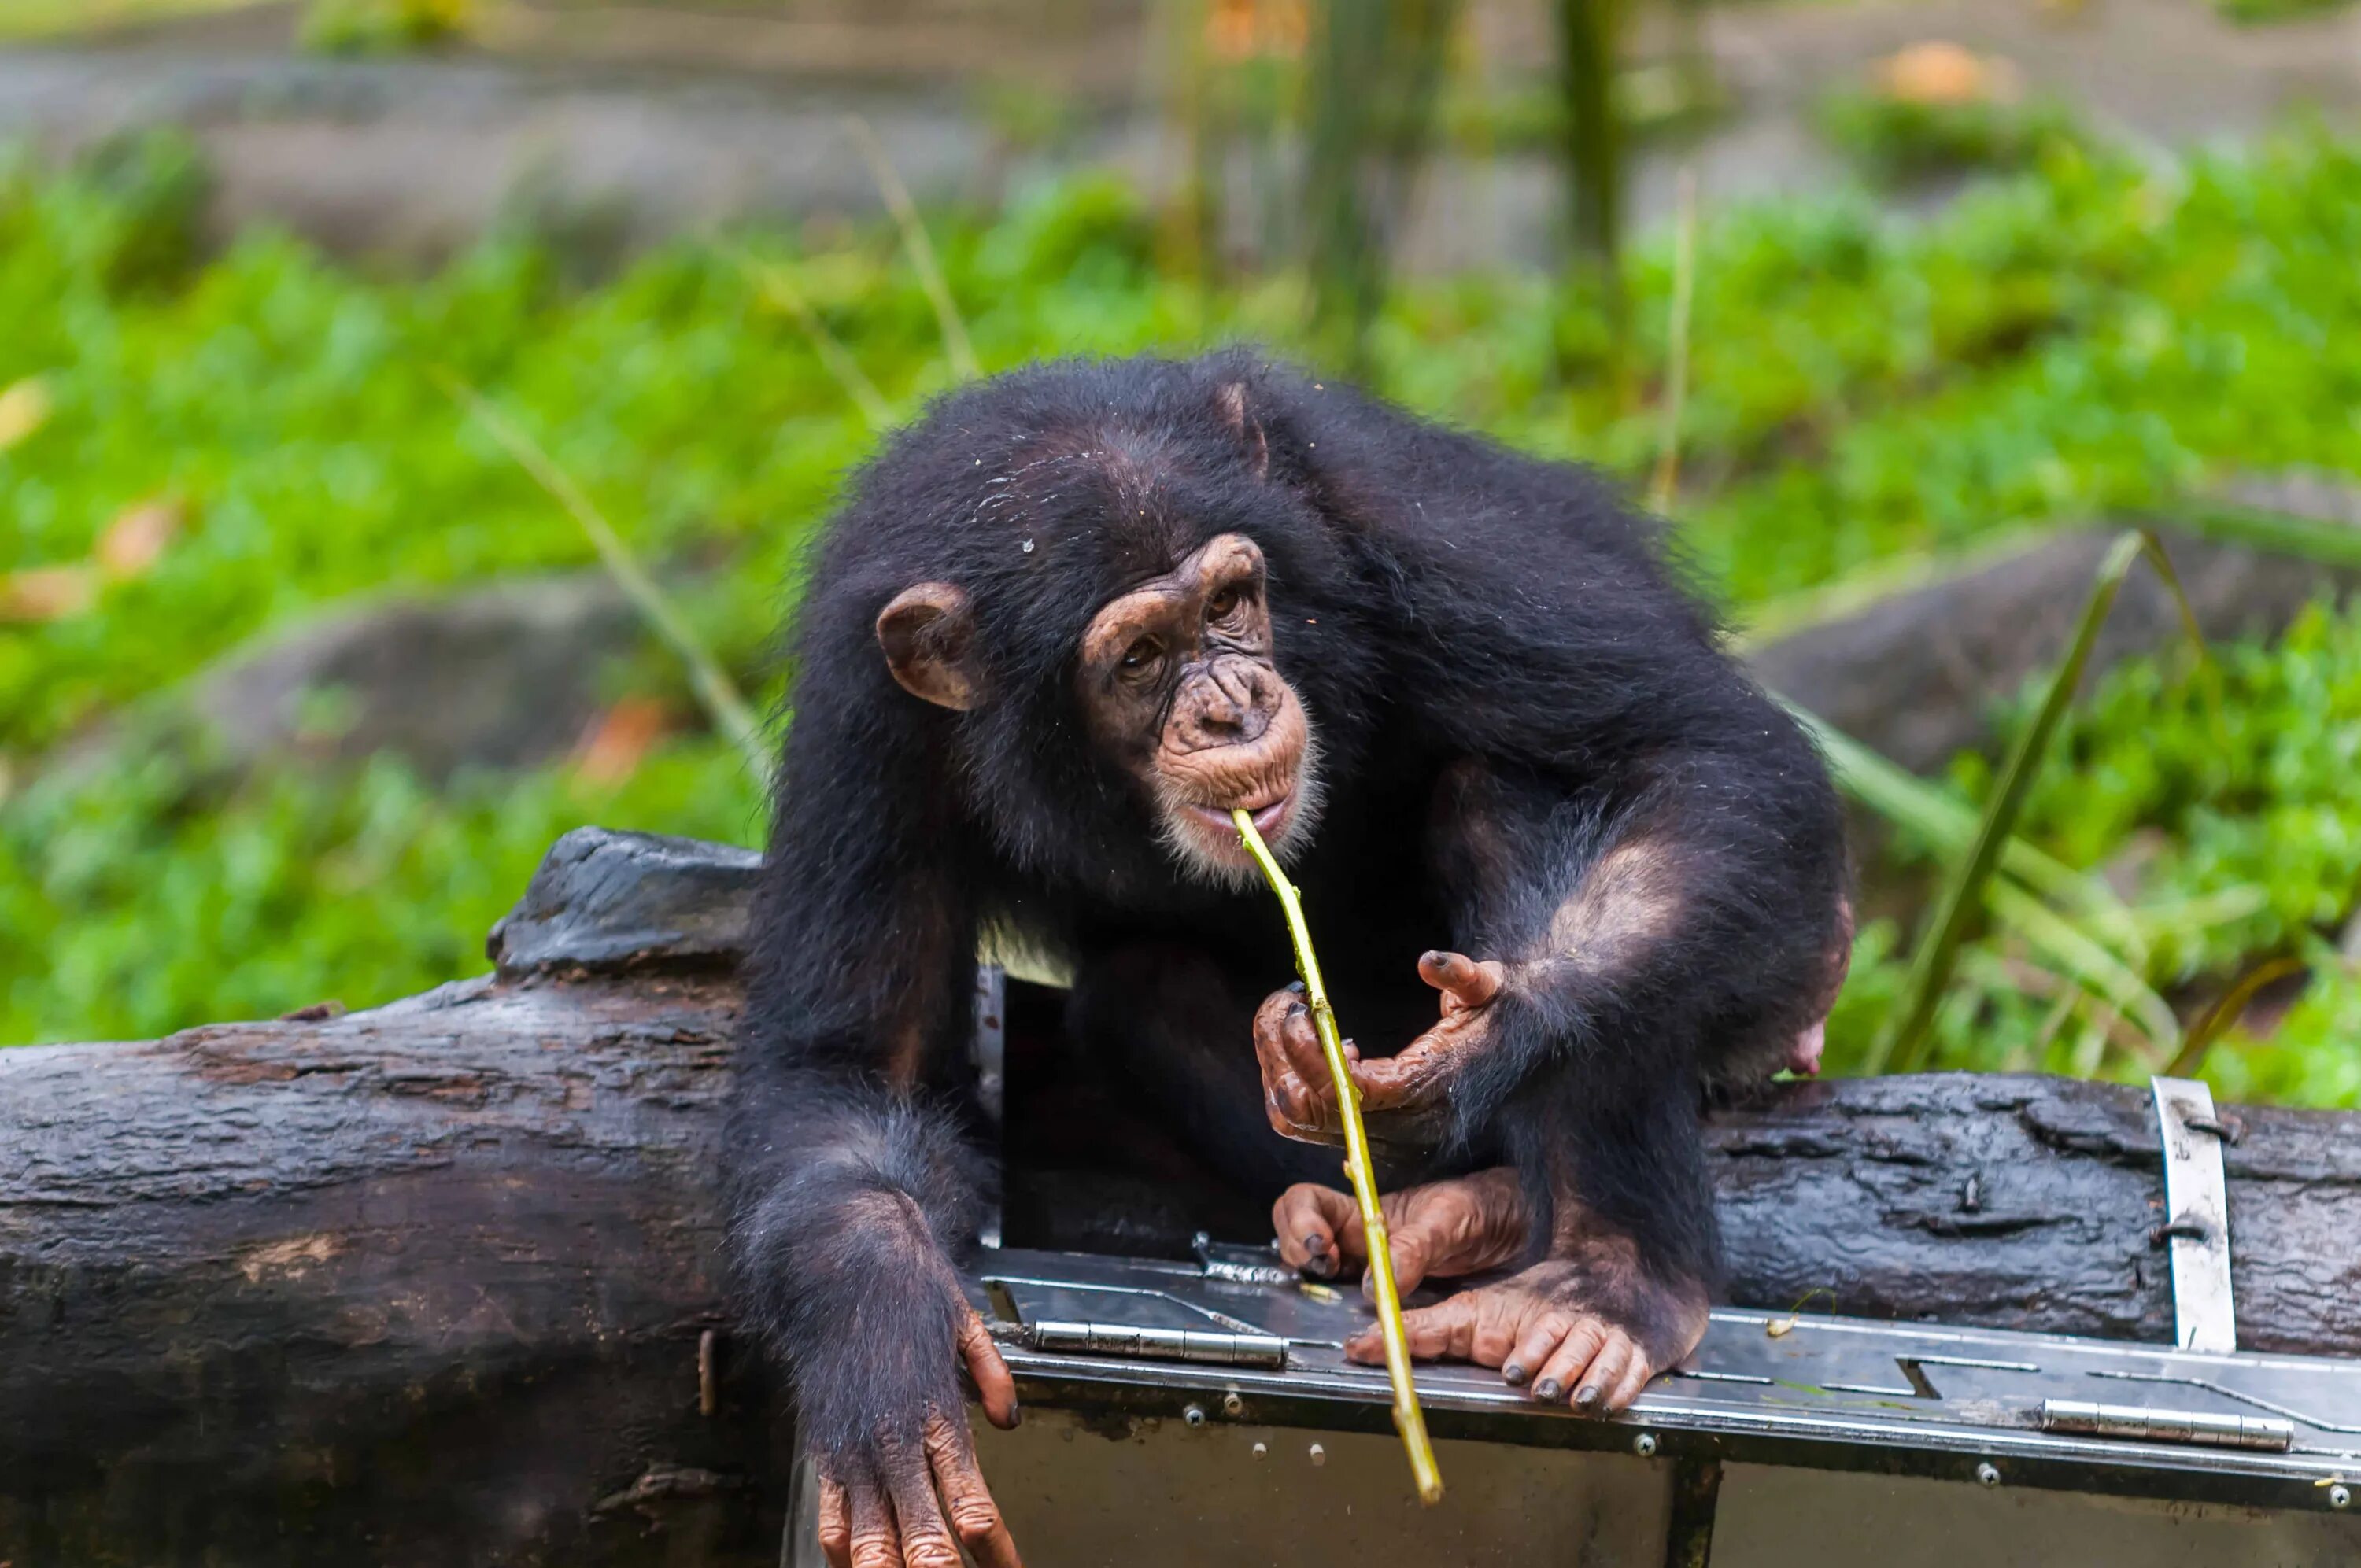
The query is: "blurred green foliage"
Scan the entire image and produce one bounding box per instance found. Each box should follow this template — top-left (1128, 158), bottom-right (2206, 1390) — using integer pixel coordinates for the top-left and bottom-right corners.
top-left (1825, 596), bottom-right (2361, 1104)
top-left (5, 129), bottom-right (2361, 1099)
top-left (1817, 91), bottom-right (2089, 186)
top-left (298, 0), bottom-right (473, 55)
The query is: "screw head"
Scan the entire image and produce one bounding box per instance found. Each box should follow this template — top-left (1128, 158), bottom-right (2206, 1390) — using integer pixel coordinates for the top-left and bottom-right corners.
top-left (2330, 1484), bottom-right (2352, 1511)
top-left (1976, 1463), bottom-right (2002, 1489)
top-left (1221, 1392), bottom-right (1245, 1418)
top-left (1251, 1441), bottom-right (1269, 1460)
top-left (1309, 1442), bottom-right (1328, 1467)
top-left (1633, 1433), bottom-right (1659, 1457)
top-left (1182, 1404), bottom-right (1206, 1427)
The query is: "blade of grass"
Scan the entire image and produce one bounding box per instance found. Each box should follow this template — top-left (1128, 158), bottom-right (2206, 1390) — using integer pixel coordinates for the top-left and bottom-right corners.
top-left (1986, 880), bottom-right (2179, 1062)
top-left (439, 374), bottom-right (770, 784)
top-left (2159, 496), bottom-right (2361, 571)
top-left (724, 245), bottom-right (895, 431)
top-left (1867, 530), bottom-right (2150, 1077)
top-left (1646, 162), bottom-right (1698, 515)
top-left (1788, 704), bottom-right (2148, 965)
top-left (2163, 955), bottom-right (2305, 1079)
top-left (2128, 530), bottom-right (2226, 747)
top-left (844, 115), bottom-right (981, 382)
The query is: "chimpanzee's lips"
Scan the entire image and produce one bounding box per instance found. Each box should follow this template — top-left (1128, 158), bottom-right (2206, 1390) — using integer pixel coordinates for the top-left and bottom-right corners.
top-left (1183, 790), bottom-right (1295, 845)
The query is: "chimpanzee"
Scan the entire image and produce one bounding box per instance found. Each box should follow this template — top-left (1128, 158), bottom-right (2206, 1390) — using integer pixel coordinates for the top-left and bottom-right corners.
top-left (726, 348), bottom-right (1852, 1567)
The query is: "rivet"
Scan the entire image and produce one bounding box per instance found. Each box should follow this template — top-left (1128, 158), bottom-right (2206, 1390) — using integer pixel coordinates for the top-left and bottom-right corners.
top-left (2330, 1484), bottom-right (2352, 1511)
top-left (1633, 1433), bottom-right (1658, 1457)
top-left (1182, 1404), bottom-right (1206, 1427)
top-left (1309, 1442), bottom-right (1327, 1467)
top-left (1222, 1392), bottom-right (1245, 1418)
top-left (1251, 1441), bottom-right (1269, 1459)
top-left (1976, 1463), bottom-right (2002, 1489)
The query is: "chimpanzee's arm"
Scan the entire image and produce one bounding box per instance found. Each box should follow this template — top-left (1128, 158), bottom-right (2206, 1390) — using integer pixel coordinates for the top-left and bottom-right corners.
top-left (726, 696), bottom-right (1022, 1568)
top-left (1247, 371), bottom-right (1849, 1404)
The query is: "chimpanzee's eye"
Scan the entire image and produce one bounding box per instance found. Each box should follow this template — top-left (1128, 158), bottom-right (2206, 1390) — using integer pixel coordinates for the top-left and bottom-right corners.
top-left (1206, 585), bottom-right (1244, 622)
top-left (1120, 636), bottom-right (1163, 675)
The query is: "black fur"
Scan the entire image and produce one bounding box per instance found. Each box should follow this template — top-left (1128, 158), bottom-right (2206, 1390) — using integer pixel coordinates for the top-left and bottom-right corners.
top-left (727, 347), bottom-right (1849, 1455)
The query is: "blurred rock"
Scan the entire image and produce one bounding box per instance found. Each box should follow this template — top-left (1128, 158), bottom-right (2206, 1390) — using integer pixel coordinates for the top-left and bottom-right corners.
top-left (1749, 521), bottom-right (2359, 773)
top-left (486, 825), bottom-right (759, 975)
top-left (187, 573), bottom-right (641, 779)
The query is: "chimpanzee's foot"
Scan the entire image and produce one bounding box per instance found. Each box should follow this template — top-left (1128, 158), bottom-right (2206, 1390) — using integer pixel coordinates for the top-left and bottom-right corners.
top-left (1343, 1249), bottom-right (1707, 1413)
top-left (1271, 1166), bottom-right (1527, 1293)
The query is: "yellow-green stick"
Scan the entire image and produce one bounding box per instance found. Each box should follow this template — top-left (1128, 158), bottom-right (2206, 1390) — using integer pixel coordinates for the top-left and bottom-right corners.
top-left (1232, 809), bottom-right (1444, 1507)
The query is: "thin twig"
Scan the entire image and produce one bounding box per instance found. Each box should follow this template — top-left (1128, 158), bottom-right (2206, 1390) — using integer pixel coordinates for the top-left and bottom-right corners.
top-left (1232, 809), bottom-right (1442, 1508)
top-left (439, 372), bottom-right (770, 784)
top-left (725, 244), bottom-right (895, 431)
top-left (1647, 164), bottom-right (1698, 515)
top-left (844, 115), bottom-right (981, 382)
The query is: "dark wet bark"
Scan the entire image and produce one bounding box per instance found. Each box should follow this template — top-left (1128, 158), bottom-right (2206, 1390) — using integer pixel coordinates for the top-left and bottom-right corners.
top-left (4, 830), bottom-right (2355, 1566)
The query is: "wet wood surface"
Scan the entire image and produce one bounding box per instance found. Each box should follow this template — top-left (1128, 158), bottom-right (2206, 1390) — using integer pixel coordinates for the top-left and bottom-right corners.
top-left (5, 828), bottom-right (2355, 1566)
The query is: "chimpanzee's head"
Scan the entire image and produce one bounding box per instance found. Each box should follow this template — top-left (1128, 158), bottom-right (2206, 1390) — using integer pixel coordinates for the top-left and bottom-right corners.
top-left (852, 353), bottom-right (1362, 893)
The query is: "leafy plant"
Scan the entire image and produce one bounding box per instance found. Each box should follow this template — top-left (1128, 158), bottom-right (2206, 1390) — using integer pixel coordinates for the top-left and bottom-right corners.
top-left (10, 127), bottom-right (2361, 1094)
top-left (1818, 91), bottom-right (2088, 187)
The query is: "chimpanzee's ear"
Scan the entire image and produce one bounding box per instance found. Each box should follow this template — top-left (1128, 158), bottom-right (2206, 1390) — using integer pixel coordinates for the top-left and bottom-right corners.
top-left (876, 582), bottom-right (982, 711)
top-left (1216, 381), bottom-right (1270, 481)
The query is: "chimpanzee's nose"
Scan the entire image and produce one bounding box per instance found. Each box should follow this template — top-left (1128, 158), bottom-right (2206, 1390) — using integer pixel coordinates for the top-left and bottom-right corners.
top-left (1173, 658), bottom-right (1275, 750)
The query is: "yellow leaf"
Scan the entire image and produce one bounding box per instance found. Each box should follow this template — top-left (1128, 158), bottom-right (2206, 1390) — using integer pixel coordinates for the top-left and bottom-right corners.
top-left (0, 377), bottom-right (52, 452)
top-left (1877, 42), bottom-right (2021, 108)
top-left (95, 497), bottom-right (185, 581)
top-left (571, 696), bottom-right (673, 786)
top-left (0, 563), bottom-right (98, 622)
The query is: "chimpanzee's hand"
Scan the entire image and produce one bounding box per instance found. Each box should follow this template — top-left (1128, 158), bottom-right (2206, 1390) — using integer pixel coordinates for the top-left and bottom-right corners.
top-left (1343, 1246), bottom-right (1708, 1415)
top-left (811, 1303), bottom-right (1025, 1568)
top-left (1271, 1166), bottom-right (1528, 1293)
top-left (1251, 952), bottom-right (1511, 1144)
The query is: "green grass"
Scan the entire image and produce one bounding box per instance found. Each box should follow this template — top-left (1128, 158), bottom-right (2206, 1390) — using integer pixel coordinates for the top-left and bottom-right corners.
top-left (1824, 594), bottom-right (2361, 1103)
top-left (1816, 91), bottom-right (2089, 187)
top-left (6, 127), bottom-right (2361, 1098)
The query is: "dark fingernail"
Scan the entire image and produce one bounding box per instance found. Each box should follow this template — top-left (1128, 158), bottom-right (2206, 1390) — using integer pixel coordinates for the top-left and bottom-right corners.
top-left (1534, 1380), bottom-right (1561, 1401)
top-left (1011, 1401), bottom-right (1022, 1426)
top-left (1422, 950), bottom-right (1443, 965)
top-left (1288, 980), bottom-right (1306, 993)
top-left (1502, 1362), bottom-right (1528, 1385)
top-left (1304, 1233), bottom-right (1326, 1254)
top-left (1288, 1002), bottom-right (1306, 1019)
top-left (1574, 1385), bottom-right (1601, 1409)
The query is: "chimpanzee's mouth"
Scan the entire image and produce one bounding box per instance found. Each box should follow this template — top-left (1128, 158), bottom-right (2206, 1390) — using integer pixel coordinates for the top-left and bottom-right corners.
top-left (1154, 725), bottom-right (1323, 887)
top-left (1182, 788), bottom-right (1295, 845)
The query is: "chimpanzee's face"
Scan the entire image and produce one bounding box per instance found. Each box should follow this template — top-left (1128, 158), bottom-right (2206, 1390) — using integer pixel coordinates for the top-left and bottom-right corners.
top-left (871, 529), bottom-right (1321, 888)
top-left (1070, 532), bottom-right (1320, 885)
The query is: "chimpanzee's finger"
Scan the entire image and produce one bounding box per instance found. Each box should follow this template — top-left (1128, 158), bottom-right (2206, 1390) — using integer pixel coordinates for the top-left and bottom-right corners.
top-left (1606, 1348), bottom-right (1658, 1412)
top-left (1252, 990), bottom-right (1328, 1134)
top-left (1349, 1046), bottom-right (1441, 1109)
top-left (878, 1434), bottom-right (963, 1568)
top-left (957, 1307), bottom-right (1021, 1430)
top-left (845, 1467), bottom-right (901, 1568)
top-left (1508, 1312), bottom-right (1598, 1394)
top-left (1572, 1333), bottom-right (1637, 1412)
top-left (925, 1411), bottom-right (1024, 1568)
top-left (818, 1471), bottom-right (853, 1568)
top-left (1418, 950), bottom-right (1507, 1013)
top-left (1353, 1289), bottom-right (1481, 1363)
top-left (1377, 1213), bottom-right (1435, 1297)
top-left (1272, 1182), bottom-right (1360, 1275)
top-left (1279, 1000), bottom-right (1332, 1096)
top-left (1532, 1321), bottom-right (1625, 1408)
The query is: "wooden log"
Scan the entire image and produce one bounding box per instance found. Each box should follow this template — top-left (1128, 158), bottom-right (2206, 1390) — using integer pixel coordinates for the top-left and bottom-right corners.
top-left (4, 828), bottom-right (2358, 1565)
